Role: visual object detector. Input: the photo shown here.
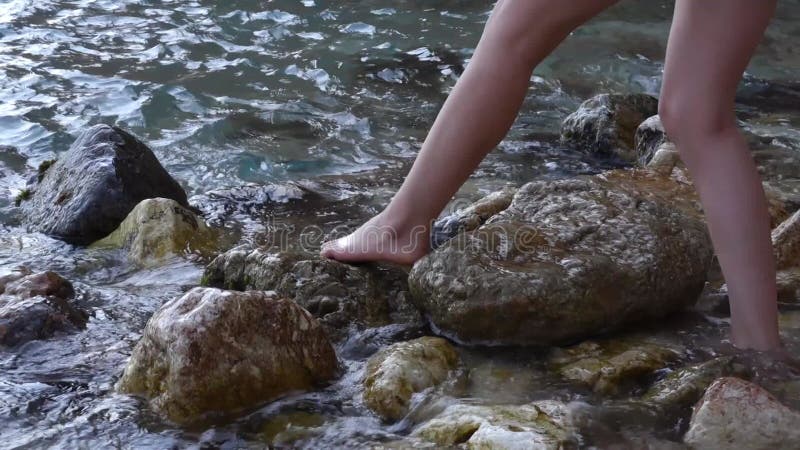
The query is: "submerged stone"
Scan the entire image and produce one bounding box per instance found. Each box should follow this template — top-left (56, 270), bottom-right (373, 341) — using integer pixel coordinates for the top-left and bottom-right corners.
top-left (642, 357), bottom-right (750, 411)
top-left (203, 248), bottom-right (422, 340)
top-left (117, 287), bottom-right (338, 425)
top-left (92, 198), bottom-right (213, 267)
top-left (21, 125), bottom-right (188, 245)
top-left (412, 402), bottom-right (578, 449)
top-left (363, 336), bottom-right (459, 421)
top-left (549, 338), bottom-right (684, 395)
top-left (560, 93), bottom-right (659, 162)
top-left (0, 271), bottom-right (87, 347)
top-left (683, 377), bottom-right (800, 449)
top-left (409, 170), bottom-right (713, 346)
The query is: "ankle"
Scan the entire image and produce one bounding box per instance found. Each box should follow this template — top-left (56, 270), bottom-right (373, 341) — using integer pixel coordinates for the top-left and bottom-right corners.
top-left (730, 327), bottom-right (781, 352)
top-left (378, 208), bottom-right (432, 238)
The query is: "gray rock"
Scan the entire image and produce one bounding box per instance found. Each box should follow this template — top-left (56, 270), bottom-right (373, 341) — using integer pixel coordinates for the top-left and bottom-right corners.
top-left (0, 271), bottom-right (88, 347)
top-left (363, 337), bottom-right (459, 421)
top-left (683, 377), bottom-right (800, 449)
top-left (21, 125), bottom-right (188, 245)
top-left (117, 287), bottom-right (338, 424)
top-left (560, 93), bottom-right (659, 162)
top-left (409, 170), bottom-right (713, 346)
top-left (202, 248), bottom-right (422, 340)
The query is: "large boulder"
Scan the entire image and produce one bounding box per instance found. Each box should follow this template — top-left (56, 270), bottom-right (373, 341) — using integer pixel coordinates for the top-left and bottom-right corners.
top-left (202, 249), bottom-right (422, 339)
top-left (363, 337), bottom-right (459, 421)
top-left (409, 170), bottom-right (713, 346)
top-left (560, 93), bottom-right (659, 162)
top-left (0, 271), bottom-right (88, 347)
top-left (117, 287), bottom-right (339, 424)
top-left (92, 198), bottom-right (213, 267)
top-left (411, 402), bottom-right (579, 449)
top-left (20, 125), bottom-right (188, 245)
top-left (683, 377), bottom-right (800, 449)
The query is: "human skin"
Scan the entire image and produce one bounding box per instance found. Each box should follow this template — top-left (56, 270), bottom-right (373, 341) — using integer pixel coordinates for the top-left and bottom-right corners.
top-left (659, 0), bottom-right (779, 351)
top-left (321, 0), bottom-right (781, 351)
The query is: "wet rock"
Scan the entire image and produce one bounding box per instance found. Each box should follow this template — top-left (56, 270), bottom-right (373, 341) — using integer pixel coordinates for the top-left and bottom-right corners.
top-left (646, 144), bottom-right (681, 176)
top-left (635, 115), bottom-right (669, 166)
top-left (0, 272), bottom-right (88, 347)
top-left (21, 125), bottom-right (188, 245)
top-left (642, 357), bottom-right (750, 411)
top-left (2, 271), bottom-right (75, 299)
top-left (776, 269), bottom-right (800, 303)
top-left (560, 93), bottom-right (659, 162)
top-left (0, 266), bottom-right (32, 293)
top-left (412, 402), bottom-right (578, 449)
top-left (771, 210), bottom-right (800, 302)
top-left (773, 209), bottom-right (800, 270)
top-left (549, 339), bottom-right (683, 395)
top-left (339, 323), bottom-right (427, 360)
top-left (0, 145), bottom-right (27, 172)
top-left (431, 187), bottom-right (517, 249)
top-left (191, 182), bottom-right (307, 226)
top-left (737, 77), bottom-right (800, 114)
top-left (363, 337), bottom-right (459, 422)
top-left (409, 170), bottom-right (713, 346)
top-left (629, 118), bottom-right (793, 224)
top-left (117, 287), bottom-right (338, 425)
top-left (92, 198), bottom-right (213, 267)
top-left (260, 411), bottom-right (327, 446)
top-left (683, 377), bottom-right (800, 449)
top-left (203, 248), bottom-right (422, 340)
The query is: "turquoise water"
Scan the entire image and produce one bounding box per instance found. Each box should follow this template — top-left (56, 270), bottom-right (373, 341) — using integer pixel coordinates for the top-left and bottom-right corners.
top-left (2, 1), bottom-right (800, 448)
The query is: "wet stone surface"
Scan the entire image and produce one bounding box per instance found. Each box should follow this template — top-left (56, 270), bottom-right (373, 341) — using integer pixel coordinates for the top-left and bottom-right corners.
top-left (0, 271), bottom-right (88, 347)
top-left (202, 248), bottom-right (423, 340)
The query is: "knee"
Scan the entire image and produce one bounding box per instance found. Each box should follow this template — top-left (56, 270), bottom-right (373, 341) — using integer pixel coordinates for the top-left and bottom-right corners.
top-left (489, 0), bottom-right (611, 67)
top-left (658, 93), bottom-right (737, 148)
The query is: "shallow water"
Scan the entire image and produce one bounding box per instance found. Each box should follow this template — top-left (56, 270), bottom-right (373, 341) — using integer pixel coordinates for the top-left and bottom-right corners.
top-left (2, 1), bottom-right (800, 449)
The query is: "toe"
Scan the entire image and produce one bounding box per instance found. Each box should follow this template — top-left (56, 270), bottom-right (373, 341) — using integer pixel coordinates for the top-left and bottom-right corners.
top-left (320, 239), bottom-right (341, 259)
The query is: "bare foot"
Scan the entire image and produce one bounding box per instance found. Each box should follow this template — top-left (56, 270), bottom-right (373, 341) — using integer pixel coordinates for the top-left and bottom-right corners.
top-left (320, 213), bottom-right (430, 265)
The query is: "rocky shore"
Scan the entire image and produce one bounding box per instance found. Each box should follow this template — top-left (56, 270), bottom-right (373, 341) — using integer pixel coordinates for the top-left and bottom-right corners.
top-left (5, 96), bottom-right (800, 448)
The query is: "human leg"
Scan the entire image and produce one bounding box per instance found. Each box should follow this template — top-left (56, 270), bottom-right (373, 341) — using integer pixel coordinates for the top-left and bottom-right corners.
top-left (322, 0), bottom-right (619, 264)
top-left (659, 0), bottom-right (780, 350)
